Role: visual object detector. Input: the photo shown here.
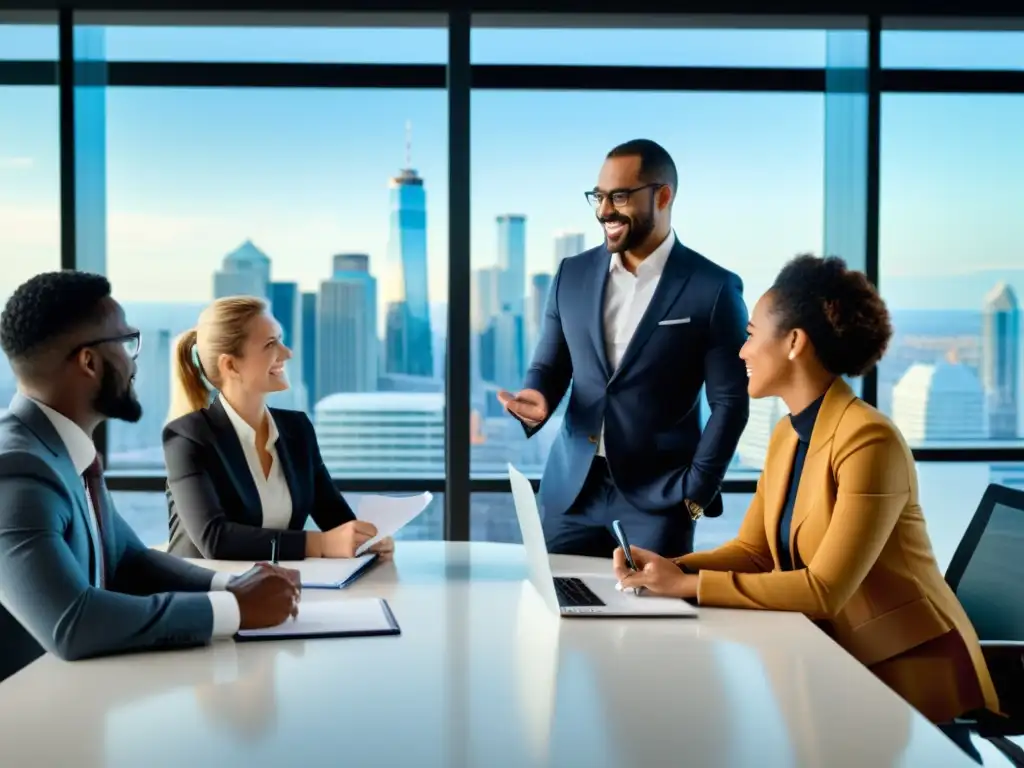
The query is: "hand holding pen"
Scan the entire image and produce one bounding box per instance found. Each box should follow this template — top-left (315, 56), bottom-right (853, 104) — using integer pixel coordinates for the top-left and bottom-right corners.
top-left (611, 522), bottom-right (699, 600)
top-left (268, 533), bottom-right (301, 589)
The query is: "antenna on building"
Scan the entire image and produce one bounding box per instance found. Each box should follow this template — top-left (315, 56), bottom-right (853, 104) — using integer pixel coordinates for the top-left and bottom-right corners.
top-left (405, 120), bottom-right (412, 169)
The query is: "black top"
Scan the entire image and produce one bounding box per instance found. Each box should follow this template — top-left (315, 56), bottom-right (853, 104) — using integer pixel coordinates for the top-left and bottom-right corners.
top-left (778, 394), bottom-right (825, 571)
top-left (162, 398), bottom-right (356, 560)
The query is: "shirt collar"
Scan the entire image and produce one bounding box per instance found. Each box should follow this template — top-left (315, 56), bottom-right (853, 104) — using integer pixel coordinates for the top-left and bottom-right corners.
top-left (219, 395), bottom-right (278, 450)
top-left (30, 399), bottom-right (97, 475)
top-left (609, 230), bottom-right (676, 276)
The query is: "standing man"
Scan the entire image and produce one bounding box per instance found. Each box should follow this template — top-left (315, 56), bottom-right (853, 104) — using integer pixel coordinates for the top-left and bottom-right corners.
top-left (0, 271), bottom-right (299, 682)
top-left (498, 139), bottom-right (749, 557)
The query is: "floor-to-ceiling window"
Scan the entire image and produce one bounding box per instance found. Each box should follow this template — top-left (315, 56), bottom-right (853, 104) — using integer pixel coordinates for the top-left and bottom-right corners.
top-left (5, 9), bottom-right (1017, 562)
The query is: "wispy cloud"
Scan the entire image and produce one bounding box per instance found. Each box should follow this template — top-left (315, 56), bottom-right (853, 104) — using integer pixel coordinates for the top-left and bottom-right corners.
top-left (0, 157), bottom-right (34, 171)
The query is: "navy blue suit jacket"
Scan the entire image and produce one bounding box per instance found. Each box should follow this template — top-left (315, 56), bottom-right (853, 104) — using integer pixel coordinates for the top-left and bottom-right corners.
top-left (163, 400), bottom-right (356, 561)
top-left (523, 239), bottom-right (749, 519)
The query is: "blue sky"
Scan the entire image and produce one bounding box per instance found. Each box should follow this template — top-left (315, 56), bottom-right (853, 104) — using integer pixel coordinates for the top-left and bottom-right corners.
top-left (1, 23), bottom-right (1022, 312)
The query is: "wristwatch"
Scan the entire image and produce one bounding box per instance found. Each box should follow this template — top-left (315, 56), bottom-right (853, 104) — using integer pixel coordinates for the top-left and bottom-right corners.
top-left (685, 499), bottom-right (704, 521)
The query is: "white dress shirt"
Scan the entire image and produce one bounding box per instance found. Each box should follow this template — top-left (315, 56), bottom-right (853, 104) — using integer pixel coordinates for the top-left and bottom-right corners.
top-left (597, 230), bottom-right (676, 457)
top-left (218, 396), bottom-right (294, 531)
top-left (31, 400), bottom-right (240, 638)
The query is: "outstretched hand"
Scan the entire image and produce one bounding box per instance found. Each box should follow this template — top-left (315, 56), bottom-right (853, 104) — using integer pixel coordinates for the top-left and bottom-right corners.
top-left (496, 388), bottom-right (549, 427)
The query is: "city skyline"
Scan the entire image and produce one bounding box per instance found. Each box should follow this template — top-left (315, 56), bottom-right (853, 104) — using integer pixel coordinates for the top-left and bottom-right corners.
top-left (2, 24), bottom-right (1022, 439)
top-left (2, 97), bottom-right (1023, 456)
top-left (1, 21), bottom-right (1022, 549)
top-left (3, 85), bottom-right (1024, 307)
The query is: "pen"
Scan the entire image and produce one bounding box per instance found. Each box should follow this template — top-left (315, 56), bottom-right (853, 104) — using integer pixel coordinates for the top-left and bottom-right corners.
top-left (611, 520), bottom-right (638, 572)
top-left (611, 519), bottom-right (642, 595)
top-left (271, 534), bottom-right (279, 565)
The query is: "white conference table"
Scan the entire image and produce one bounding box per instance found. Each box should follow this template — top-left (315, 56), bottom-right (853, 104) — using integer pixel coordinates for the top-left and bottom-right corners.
top-left (0, 541), bottom-right (979, 767)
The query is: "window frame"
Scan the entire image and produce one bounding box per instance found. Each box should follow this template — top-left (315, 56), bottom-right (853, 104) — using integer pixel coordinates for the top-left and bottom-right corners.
top-left (0, 8), bottom-right (1019, 541)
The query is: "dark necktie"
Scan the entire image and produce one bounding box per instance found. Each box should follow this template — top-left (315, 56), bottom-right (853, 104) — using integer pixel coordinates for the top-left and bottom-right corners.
top-left (82, 455), bottom-right (108, 588)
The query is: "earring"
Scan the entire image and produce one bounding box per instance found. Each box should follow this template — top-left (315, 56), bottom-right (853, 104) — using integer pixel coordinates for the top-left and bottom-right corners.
top-left (788, 351), bottom-right (795, 361)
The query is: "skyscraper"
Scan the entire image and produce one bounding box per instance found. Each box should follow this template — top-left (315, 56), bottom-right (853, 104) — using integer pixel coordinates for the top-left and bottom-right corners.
top-left (892, 355), bottom-right (986, 445)
top-left (494, 215), bottom-right (527, 383)
top-left (553, 231), bottom-right (586, 273)
top-left (471, 267), bottom-right (502, 386)
top-left (268, 281), bottom-right (307, 411)
top-left (314, 392), bottom-right (445, 478)
top-left (318, 253), bottom-right (378, 395)
top-left (493, 309), bottom-right (523, 390)
top-left (527, 272), bottom-right (552, 355)
top-left (109, 329), bottom-right (170, 462)
top-left (981, 282), bottom-right (1020, 439)
top-left (213, 240), bottom-right (271, 299)
top-left (383, 123), bottom-right (432, 378)
top-left (301, 291), bottom-right (318, 410)
top-left (496, 214), bottom-right (527, 317)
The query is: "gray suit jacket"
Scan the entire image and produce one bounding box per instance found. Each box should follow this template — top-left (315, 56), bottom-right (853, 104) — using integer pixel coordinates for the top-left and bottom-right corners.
top-left (0, 394), bottom-right (219, 682)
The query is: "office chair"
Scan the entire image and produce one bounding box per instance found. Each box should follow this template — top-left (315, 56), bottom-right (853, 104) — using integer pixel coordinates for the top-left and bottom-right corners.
top-left (945, 483), bottom-right (1024, 766)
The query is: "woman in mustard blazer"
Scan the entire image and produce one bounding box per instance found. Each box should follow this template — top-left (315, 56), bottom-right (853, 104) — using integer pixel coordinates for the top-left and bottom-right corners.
top-left (614, 254), bottom-right (999, 725)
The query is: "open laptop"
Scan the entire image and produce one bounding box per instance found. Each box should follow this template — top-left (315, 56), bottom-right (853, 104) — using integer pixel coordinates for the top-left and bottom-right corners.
top-left (508, 463), bottom-right (698, 618)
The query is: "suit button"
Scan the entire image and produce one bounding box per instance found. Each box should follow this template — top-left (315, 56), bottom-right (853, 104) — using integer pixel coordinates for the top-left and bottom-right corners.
top-left (588, 435), bottom-right (598, 444)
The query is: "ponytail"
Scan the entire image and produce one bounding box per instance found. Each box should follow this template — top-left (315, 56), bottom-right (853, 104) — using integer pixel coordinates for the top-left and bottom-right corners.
top-left (166, 296), bottom-right (267, 424)
top-left (167, 327), bottom-right (211, 423)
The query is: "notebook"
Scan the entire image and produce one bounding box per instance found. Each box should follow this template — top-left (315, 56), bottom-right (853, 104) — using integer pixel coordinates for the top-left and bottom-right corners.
top-left (235, 598), bottom-right (400, 641)
top-left (297, 554), bottom-right (379, 589)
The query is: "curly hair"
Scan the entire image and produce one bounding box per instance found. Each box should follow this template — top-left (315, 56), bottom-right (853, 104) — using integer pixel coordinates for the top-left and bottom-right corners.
top-left (769, 254), bottom-right (892, 377)
top-left (0, 271), bottom-right (112, 362)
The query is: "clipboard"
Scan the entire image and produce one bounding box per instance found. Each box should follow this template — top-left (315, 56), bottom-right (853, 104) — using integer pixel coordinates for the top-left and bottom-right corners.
top-left (235, 598), bottom-right (401, 642)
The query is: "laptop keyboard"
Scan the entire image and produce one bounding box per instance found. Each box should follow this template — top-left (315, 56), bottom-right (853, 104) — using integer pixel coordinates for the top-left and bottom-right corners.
top-left (553, 577), bottom-right (605, 608)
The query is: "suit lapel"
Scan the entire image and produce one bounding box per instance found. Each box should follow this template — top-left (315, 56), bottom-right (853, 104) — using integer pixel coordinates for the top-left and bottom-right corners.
top-left (590, 248), bottom-right (613, 379)
top-left (206, 399), bottom-right (263, 522)
top-left (271, 413), bottom-right (304, 531)
top-left (609, 240), bottom-right (696, 383)
top-left (9, 394), bottom-right (104, 582)
top-left (785, 378), bottom-right (858, 559)
top-left (764, 423), bottom-right (799, 570)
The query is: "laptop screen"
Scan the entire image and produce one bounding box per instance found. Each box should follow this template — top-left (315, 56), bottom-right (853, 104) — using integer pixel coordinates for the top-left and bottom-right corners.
top-left (508, 463), bottom-right (561, 614)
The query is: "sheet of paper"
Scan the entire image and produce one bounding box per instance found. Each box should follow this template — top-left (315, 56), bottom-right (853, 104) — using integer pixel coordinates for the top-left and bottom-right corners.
top-left (289, 555), bottom-right (376, 587)
top-left (236, 598), bottom-right (393, 638)
top-left (354, 492), bottom-right (433, 555)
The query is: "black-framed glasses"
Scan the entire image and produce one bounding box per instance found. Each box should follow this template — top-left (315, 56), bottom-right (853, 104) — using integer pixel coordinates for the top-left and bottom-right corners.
top-left (585, 183), bottom-right (664, 209)
top-left (68, 331), bottom-right (142, 361)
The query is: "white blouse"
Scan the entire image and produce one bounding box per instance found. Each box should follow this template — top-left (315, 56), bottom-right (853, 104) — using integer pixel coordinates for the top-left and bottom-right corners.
top-left (219, 396), bottom-right (294, 530)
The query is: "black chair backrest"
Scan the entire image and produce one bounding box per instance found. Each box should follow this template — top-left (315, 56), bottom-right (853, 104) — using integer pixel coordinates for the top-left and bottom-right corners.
top-left (946, 483), bottom-right (1024, 733)
top-left (945, 483), bottom-right (1024, 642)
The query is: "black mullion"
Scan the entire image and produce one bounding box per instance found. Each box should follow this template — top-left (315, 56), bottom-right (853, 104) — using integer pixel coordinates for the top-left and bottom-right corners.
top-left (444, 8), bottom-right (472, 541)
top-left (861, 13), bottom-right (881, 409)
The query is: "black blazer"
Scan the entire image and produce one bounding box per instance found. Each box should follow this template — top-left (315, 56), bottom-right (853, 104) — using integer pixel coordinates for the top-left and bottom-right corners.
top-left (162, 399), bottom-right (356, 560)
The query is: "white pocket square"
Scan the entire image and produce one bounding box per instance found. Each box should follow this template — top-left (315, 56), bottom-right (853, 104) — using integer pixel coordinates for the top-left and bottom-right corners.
top-left (658, 317), bottom-right (691, 326)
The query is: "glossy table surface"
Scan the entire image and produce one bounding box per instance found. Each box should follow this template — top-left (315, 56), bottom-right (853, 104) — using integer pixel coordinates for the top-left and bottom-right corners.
top-left (0, 542), bottom-right (977, 767)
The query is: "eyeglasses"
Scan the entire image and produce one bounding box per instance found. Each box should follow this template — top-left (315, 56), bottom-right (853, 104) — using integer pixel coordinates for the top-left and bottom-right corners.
top-left (585, 183), bottom-right (664, 209)
top-left (68, 331), bottom-right (142, 361)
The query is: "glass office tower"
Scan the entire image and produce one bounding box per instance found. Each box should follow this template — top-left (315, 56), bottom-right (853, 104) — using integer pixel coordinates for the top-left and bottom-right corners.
top-left (383, 128), bottom-right (433, 378)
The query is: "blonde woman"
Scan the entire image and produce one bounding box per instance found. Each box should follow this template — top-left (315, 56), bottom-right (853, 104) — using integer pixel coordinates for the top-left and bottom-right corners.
top-left (163, 296), bottom-right (393, 562)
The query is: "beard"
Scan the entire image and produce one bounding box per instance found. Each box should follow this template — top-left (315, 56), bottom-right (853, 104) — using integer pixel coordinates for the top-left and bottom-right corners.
top-left (94, 363), bottom-right (143, 423)
top-left (601, 209), bottom-right (656, 254)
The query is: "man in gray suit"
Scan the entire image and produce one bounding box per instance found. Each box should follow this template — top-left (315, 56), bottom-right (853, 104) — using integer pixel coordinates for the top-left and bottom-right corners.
top-left (0, 271), bottom-right (300, 682)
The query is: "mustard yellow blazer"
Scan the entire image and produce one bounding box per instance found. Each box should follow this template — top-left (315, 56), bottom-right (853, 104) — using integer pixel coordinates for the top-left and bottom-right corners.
top-left (678, 379), bottom-right (999, 724)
